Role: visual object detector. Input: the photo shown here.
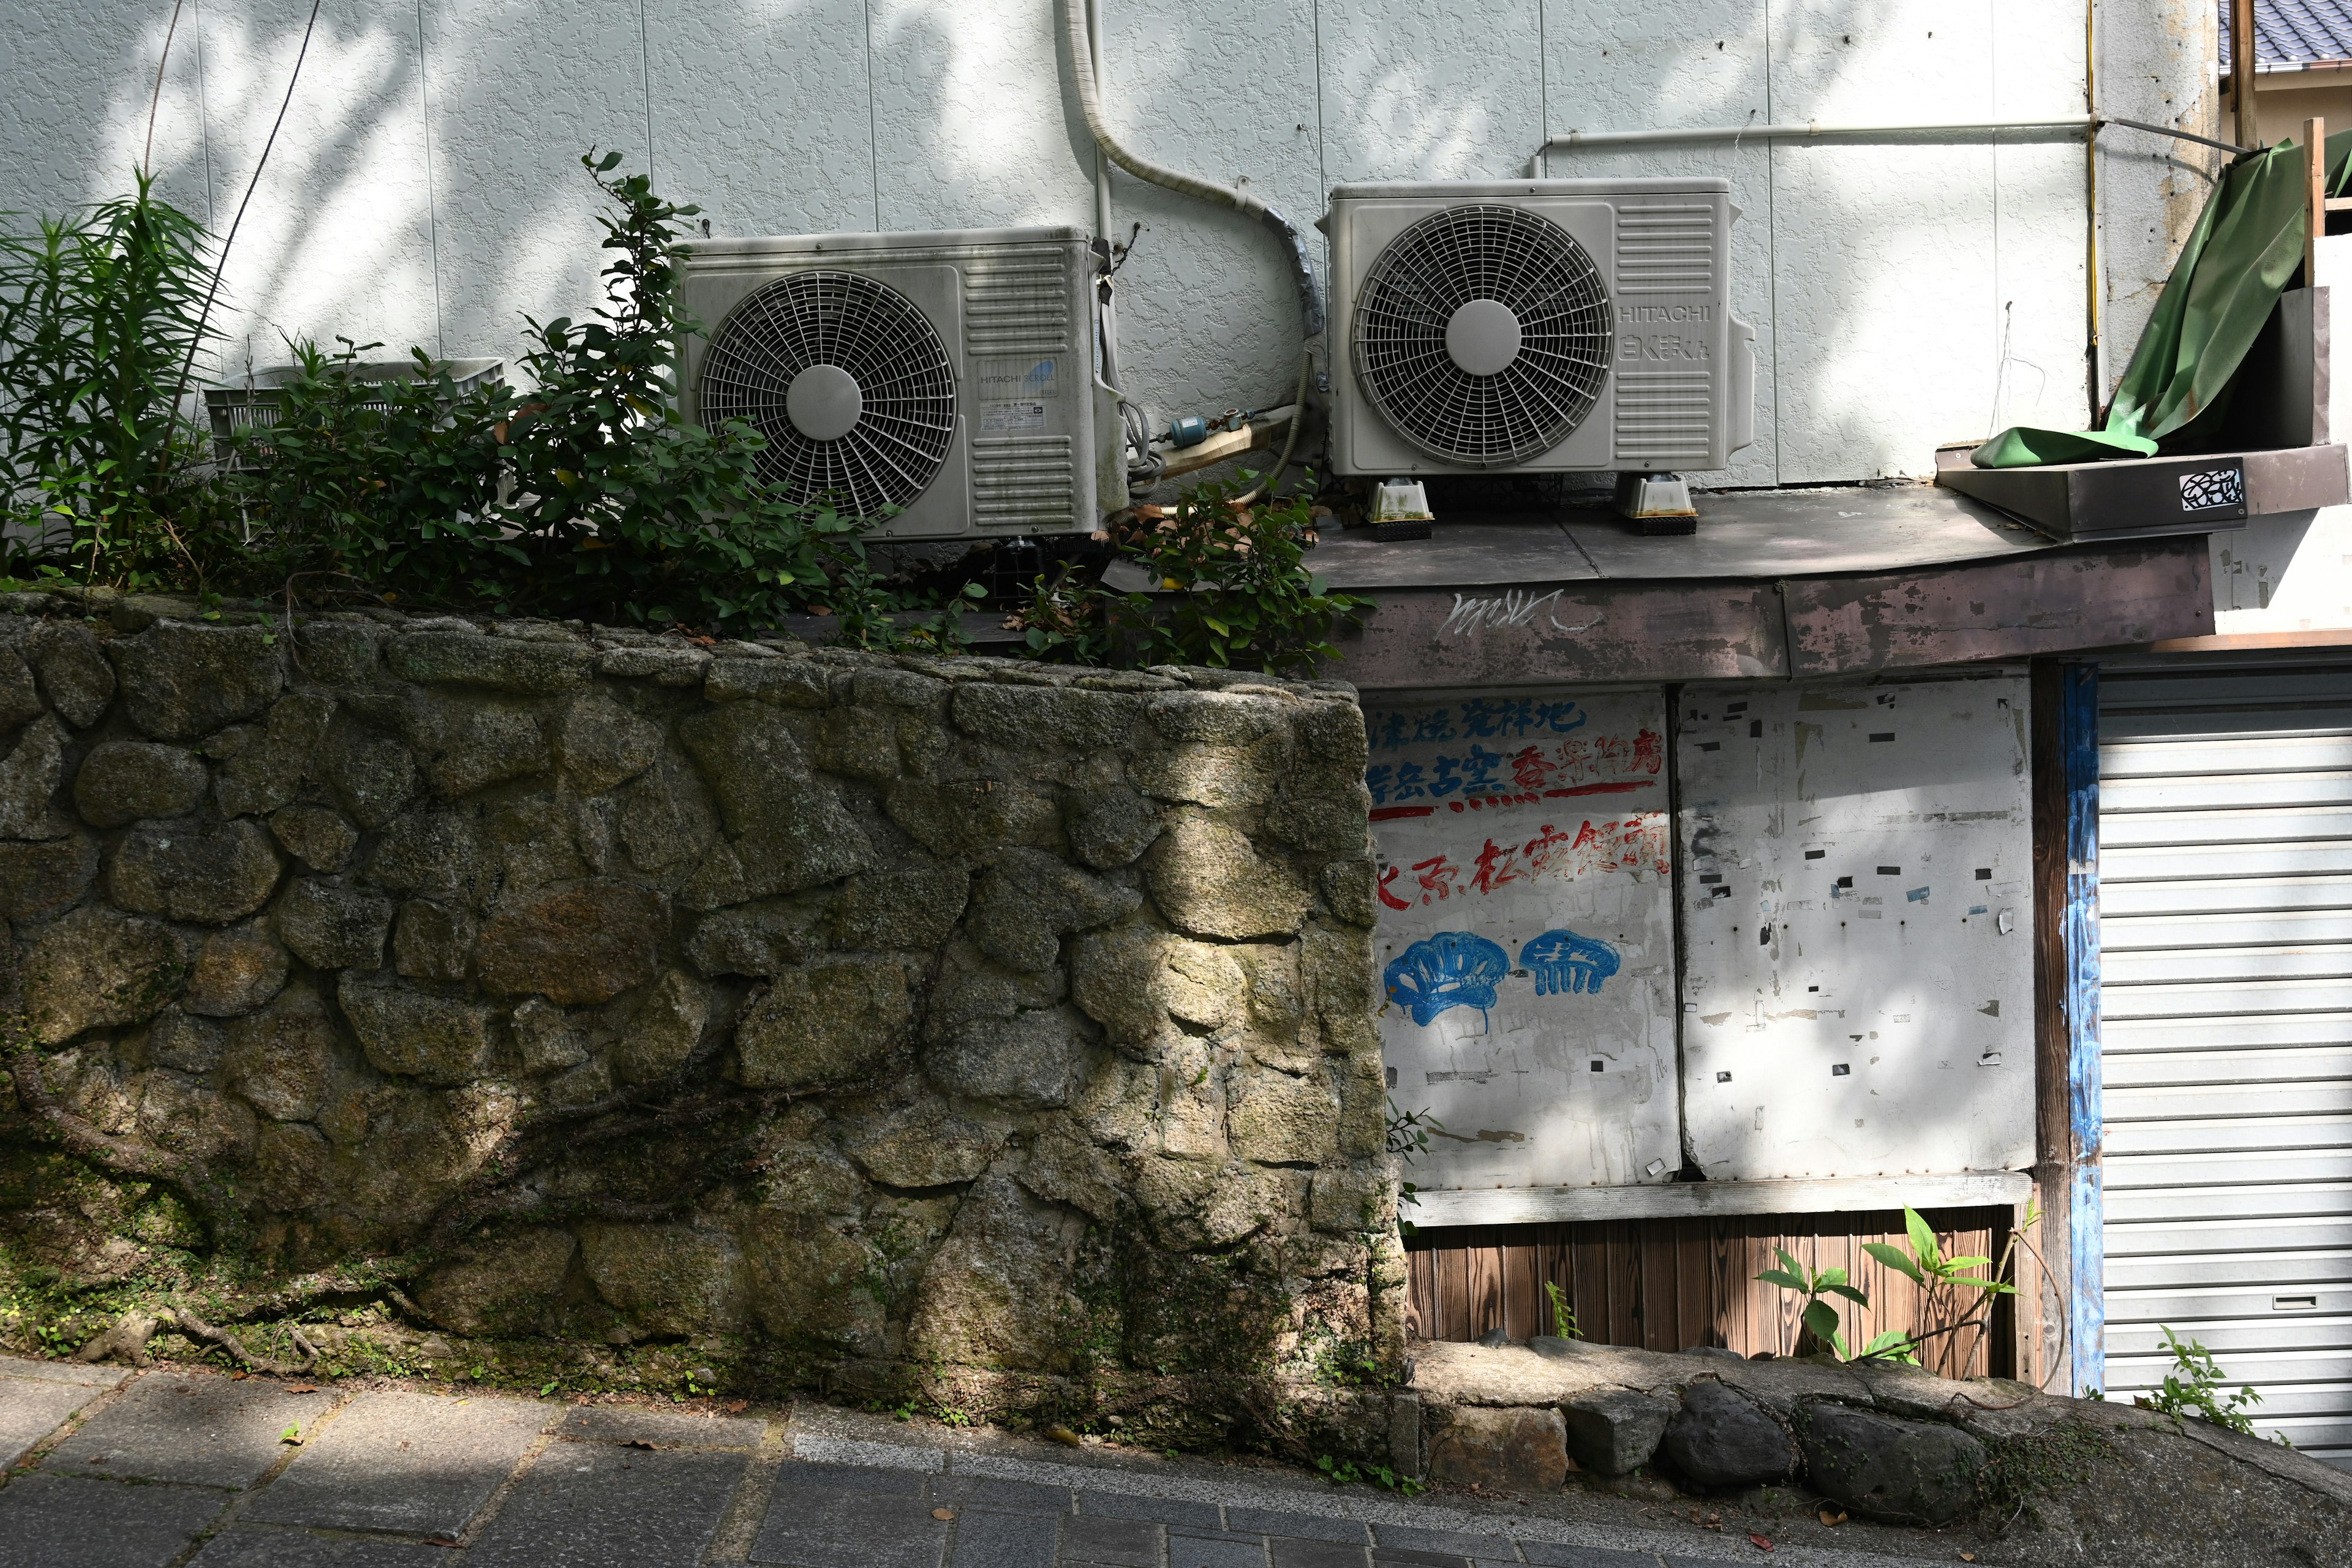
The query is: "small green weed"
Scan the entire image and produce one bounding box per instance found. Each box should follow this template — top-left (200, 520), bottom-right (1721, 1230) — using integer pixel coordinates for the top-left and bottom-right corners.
top-left (1315, 1453), bottom-right (1423, 1495)
top-left (2139, 1327), bottom-right (2263, 1437)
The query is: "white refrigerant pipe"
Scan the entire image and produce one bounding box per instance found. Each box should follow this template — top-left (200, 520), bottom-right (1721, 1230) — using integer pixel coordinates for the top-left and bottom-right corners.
top-left (1060, 0), bottom-right (1324, 337)
top-left (1528, 115), bottom-right (2250, 176)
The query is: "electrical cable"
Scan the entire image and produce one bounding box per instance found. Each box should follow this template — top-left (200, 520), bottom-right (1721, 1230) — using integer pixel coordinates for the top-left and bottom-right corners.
top-left (1058, 0), bottom-right (1323, 338)
top-left (1232, 348), bottom-right (1311, 507)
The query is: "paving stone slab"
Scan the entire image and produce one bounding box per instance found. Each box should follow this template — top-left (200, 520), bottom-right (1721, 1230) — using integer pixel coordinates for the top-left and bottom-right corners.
top-left (0, 1376), bottom-right (107, 1468)
top-left (1076, 1488), bottom-right (1224, 1528)
top-left (1521, 1545), bottom-right (1665, 1567)
top-left (933, 1472), bottom-right (1073, 1513)
top-left (1372, 1524), bottom-right (1514, 1557)
top-left (1168, 1528), bottom-right (1275, 1568)
top-left (467, 1440), bottom-right (748, 1567)
top-left (0, 1356), bottom-right (134, 1388)
top-left (1060, 1512), bottom-right (1162, 1567)
top-left (1229, 1506), bottom-right (1372, 1543)
top-left (45, 1373), bottom-right (328, 1488)
top-left (241, 1390), bottom-right (549, 1537)
top-left (0, 1471), bottom-right (227, 1567)
top-left (187, 1527), bottom-right (453, 1566)
top-left (770, 1456), bottom-right (927, 1494)
top-left (946, 1505), bottom-right (1060, 1568)
top-left (751, 1483), bottom-right (948, 1567)
top-left (1270, 1539), bottom-right (1373, 1568)
top-left (554, 1403), bottom-right (766, 1449)
top-left (1370, 1552), bottom-right (1471, 1568)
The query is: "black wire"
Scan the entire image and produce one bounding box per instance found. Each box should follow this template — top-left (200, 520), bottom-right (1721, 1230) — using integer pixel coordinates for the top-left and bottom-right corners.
top-left (170, 0), bottom-right (323, 432)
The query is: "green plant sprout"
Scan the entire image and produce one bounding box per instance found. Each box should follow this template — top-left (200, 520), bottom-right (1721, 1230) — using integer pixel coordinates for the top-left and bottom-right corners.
top-left (1860, 1205), bottom-right (2030, 1373)
top-left (1542, 1280), bottom-right (1581, 1341)
top-left (2140, 1327), bottom-right (2264, 1437)
top-left (1384, 1099), bottom-right (1442, 1237)
top-left (1316, 1453), bottom-right (1423, 1495)
top-left (1755, 1247), bottom-right (1872, 1359)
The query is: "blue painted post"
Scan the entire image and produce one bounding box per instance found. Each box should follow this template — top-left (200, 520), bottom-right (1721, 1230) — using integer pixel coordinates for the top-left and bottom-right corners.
top-left (2059, 663), bottom-right (2105, 1396)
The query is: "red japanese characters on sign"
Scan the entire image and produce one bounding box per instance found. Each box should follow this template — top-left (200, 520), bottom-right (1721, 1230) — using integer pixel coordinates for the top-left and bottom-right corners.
top-left (1376, 814), bottom-right (1670, 910)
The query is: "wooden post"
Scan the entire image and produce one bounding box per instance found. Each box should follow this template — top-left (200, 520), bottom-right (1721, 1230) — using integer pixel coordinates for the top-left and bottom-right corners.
top-left (2032, 661), bottom-right (2104, 1396)
top-left (2310, 116), bottom-right (2329, 285)
top-left (2233, 0), bottom-right (2260, 148)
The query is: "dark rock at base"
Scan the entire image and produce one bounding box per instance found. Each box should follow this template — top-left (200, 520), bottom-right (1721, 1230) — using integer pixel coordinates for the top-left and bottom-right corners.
top-left (1798, 1400), bottom-right (1987, 1526)
top-left (1660, 1379), bottom-right (1798, 1488)
top-left (1561, 1388), bottom-right (1678, 1476)
top-left (1427, 1405), bottom-right (1570, 1493)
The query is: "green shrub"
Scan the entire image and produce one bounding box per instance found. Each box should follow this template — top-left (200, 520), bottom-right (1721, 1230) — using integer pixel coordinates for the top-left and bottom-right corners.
top-left (0, 171), bottom-right (224, 587)
top-left (1012, 473), bottom-right (1369, 676)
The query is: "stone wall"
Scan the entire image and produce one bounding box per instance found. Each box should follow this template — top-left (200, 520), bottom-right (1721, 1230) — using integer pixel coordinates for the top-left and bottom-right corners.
top-left (0, 594), bottom-right (1401, 1447)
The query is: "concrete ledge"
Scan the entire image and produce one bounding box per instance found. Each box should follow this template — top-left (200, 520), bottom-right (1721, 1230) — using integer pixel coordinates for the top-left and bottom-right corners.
top-left (1409, 1170), bottom-right (2035, 1228)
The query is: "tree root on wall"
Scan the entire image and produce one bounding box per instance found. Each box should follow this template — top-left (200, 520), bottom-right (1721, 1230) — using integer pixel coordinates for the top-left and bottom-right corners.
top-left (70, 1306), bottom-right (318, 1376)
top-left (6, 1044), bottom-right (248, 1253)
top-left (164, 1306), bottom-right (319, 1376)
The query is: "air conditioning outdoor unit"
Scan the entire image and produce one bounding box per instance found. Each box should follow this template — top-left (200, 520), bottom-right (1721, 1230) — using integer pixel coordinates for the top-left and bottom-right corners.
top-left (677, 226), bottom-right (1112, 539)
top-left (1326, 179), bottom-right (1755, 478)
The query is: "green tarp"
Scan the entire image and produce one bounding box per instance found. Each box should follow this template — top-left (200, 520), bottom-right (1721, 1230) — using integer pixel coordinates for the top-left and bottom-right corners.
top-left (1973, 129), bottom-right (2352, 469)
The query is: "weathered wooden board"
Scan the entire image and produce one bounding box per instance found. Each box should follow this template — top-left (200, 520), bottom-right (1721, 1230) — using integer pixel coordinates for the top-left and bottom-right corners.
top-left (1327, 541), bottom-right (2214, 688)
top-left (1335, 582), bottom-right (1785, 688)
top-left (1783, 540), bottom-right (2212, 674)
top-left (1406, 1205), bottom-right (2018, 1379)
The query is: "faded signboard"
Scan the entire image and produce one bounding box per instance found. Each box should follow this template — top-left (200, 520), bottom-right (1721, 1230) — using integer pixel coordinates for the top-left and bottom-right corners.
top-left (1676, 677), bottom-right (2035, 1181)
top-left (1365, 688), bottom-right (1680, 1200)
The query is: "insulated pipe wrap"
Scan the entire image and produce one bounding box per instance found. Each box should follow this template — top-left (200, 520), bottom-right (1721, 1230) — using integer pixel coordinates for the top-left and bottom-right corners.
top-left (1061, 0), bottom-right (1324, 337)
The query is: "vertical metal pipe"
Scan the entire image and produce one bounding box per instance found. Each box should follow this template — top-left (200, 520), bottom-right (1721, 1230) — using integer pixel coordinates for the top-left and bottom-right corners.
top-left (2232, 0), bottom-right (2260, 148)
top-left (1087, 0), bottom-right (1114, 246)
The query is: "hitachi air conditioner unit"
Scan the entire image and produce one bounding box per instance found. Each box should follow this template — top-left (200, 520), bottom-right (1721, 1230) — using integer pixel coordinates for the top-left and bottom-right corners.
top-left (1326, 179), bottom-right (1755, 477)
top-left (678, 227), bottom-right (1110, 538)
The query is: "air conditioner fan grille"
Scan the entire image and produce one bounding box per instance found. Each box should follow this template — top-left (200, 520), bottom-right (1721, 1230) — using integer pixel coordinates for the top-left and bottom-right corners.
top-left (698, 270), bottom-right (957, 516)
top-left (1352, 205), bottom-right (1611, 467)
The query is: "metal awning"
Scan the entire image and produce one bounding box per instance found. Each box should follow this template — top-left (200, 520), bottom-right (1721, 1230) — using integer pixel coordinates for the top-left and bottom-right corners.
top-left (1269, 482), bottom-right (2223, 689)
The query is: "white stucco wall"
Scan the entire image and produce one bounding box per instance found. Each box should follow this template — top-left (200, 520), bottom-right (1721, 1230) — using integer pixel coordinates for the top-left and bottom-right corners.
top-left (0, 0), bottom-right (2211, 488)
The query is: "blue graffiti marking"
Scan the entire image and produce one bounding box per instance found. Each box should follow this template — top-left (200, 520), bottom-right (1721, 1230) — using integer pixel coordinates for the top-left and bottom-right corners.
top-left (1384, 932), bottom-right (1510, 1027)
top-left (1518, 929), bottom-right (1622, 996)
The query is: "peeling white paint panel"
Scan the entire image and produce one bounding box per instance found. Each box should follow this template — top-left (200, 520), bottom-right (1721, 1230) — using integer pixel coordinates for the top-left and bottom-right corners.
top-left (1365, 688), bottom-right (1679, 1202)
top-left (1676, 676), bottom-right (2035, 1182)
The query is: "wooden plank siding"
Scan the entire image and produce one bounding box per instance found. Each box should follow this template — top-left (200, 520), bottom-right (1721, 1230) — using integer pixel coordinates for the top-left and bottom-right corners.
top-left (1404, 1207), bottom-right (2019, 1381)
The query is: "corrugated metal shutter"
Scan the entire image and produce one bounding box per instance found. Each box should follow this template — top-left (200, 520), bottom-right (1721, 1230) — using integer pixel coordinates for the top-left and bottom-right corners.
top-left (2100, 662), bottom-right (2352, 1466)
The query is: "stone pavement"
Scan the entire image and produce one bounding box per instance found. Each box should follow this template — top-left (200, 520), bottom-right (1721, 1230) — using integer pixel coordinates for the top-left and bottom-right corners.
top-left (0, 1357), bottom-right (1932, 1568)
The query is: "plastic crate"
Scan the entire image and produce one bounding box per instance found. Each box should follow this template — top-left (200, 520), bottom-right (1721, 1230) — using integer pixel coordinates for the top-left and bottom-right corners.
top-left (204, 357), bottom-right (503, 465)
